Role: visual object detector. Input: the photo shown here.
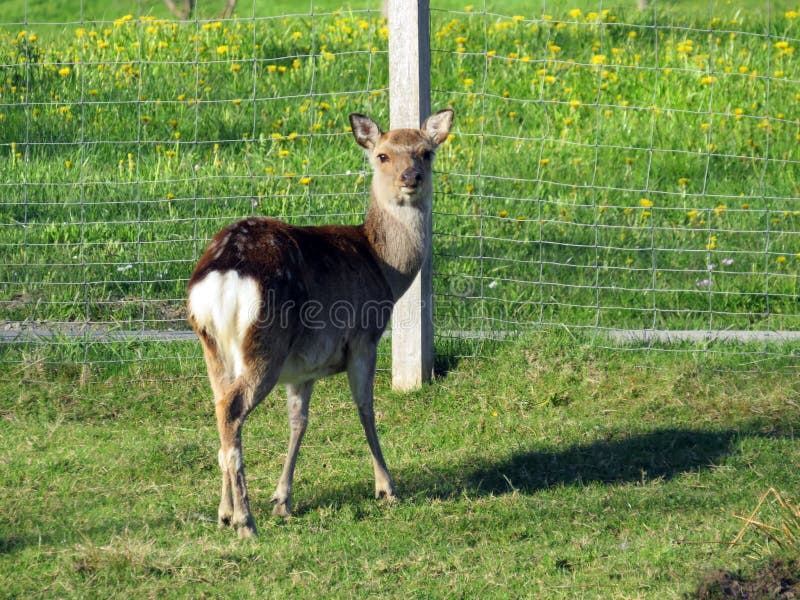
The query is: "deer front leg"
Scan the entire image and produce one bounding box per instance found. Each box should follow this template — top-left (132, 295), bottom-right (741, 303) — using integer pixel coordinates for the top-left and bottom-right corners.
top-left (272, 381), bottom-right (313, 518)
top-left (347, 347), bottom-right (396, 502)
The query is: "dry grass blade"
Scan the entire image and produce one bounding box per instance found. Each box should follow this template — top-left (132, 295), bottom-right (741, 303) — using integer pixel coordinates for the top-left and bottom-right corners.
top-left (729, 488), bottom-right (800, 550)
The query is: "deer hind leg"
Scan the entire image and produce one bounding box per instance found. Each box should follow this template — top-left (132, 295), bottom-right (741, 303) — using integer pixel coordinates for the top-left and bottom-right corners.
top-left (196, 335), bottom-right (237, 530)
top-left (271, 380), bottom-right (314, 518)
top-left (215, 366), bottom-right (281, 539)
top-left (347, 346), bottom-right (396, 502)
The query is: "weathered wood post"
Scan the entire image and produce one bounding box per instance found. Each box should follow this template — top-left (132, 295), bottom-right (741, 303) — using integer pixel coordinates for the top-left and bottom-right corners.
top-left (388, 0), bottom-right (434, 390)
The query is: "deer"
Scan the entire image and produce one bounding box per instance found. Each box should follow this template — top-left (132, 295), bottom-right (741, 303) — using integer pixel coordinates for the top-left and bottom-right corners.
top-left (187, 108), bottom-right (453, 538)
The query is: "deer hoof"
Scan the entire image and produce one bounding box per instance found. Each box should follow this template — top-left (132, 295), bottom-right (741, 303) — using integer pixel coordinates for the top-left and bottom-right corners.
top-left (237, 523), bottom-right (258, 539)
top-left (376, 488), bottom-right (397, 505)
top-left (272, 499), bottom-right (292, 518)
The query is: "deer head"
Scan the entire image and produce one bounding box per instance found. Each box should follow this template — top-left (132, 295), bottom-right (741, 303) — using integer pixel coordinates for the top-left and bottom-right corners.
top-left (349, 109), bottom-right (453, 208)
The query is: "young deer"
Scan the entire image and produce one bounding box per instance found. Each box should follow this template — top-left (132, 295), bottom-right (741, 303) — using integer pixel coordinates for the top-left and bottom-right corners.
top-left (187, 109), bottom-right (453, 538)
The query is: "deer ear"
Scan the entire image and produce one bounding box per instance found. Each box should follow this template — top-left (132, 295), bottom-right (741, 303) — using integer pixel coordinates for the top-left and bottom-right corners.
top-left (422, 109), bottom-right (454, 146)
top-left (349, 114), bottom-right (382, 150)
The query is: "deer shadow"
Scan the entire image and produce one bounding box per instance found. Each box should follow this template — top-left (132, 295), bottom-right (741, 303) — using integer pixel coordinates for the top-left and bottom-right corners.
top-left (297, 427), bottom-right (770, 513)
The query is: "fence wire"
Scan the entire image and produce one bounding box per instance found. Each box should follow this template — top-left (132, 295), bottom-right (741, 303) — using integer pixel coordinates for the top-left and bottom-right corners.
top-left (1, 1), bottom-right (799, 381)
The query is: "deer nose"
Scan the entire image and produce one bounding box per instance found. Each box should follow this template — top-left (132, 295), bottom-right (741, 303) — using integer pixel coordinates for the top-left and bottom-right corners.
top-left (400, 168), bottom-right (423, 187)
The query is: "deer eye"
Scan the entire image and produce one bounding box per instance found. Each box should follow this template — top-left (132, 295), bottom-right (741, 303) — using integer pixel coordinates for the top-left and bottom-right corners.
top-left (377, 153), bottom-right (389, 163)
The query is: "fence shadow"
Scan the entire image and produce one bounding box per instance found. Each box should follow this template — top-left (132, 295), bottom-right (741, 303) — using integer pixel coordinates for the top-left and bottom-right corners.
top-left (298, 427), bottom-right (758, 513)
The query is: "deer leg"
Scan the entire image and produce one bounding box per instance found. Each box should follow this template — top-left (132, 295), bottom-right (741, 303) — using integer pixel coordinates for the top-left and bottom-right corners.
top-left (272, 381), bottom-right (314, 518)
top-left (215, 370), bottom-right (278, 539)
top-left (347, 347), bottom-right (396, 502)
top-left (215, 384), bottom-right (257, 538)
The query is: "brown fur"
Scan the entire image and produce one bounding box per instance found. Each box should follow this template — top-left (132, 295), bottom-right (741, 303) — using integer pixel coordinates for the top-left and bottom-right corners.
top-left (187, 109), bottom-right (453, 538)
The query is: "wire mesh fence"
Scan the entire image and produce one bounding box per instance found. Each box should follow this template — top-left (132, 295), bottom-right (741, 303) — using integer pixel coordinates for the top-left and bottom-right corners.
top-left (1, 0), bottom-right (799, 381)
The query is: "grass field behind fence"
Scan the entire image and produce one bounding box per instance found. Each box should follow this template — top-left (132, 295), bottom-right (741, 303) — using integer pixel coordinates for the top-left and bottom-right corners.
top-left (1, 2), bottom-right (800, 348)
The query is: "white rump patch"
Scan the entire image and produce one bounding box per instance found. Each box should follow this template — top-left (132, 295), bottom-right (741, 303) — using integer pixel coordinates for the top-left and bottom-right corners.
top-left (189, 270), bottom-right (261, 380)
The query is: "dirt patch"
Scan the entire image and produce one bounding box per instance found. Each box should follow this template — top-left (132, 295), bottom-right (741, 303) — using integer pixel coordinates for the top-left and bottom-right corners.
top-left (693, 559), bottom-right (800, 599)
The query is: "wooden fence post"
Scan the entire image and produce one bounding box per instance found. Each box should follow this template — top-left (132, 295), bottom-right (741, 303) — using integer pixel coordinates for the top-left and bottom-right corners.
top-left (388, 0), bottom-right (433, 390)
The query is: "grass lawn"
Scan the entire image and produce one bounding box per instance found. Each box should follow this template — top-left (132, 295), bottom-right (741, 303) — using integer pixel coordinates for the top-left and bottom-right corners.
top-left (1, 332), bottom-right (799, 597)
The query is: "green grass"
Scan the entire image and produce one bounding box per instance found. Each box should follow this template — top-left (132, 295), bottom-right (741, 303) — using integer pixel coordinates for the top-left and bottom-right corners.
top-left (1, 331), bottom-right (799, 597)
top-left (2, 3), bottom-right (800, 344)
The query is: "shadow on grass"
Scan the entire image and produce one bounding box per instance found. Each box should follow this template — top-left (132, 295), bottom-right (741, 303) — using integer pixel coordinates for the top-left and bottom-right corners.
top-left (300, 427), bottom-right (770, 513)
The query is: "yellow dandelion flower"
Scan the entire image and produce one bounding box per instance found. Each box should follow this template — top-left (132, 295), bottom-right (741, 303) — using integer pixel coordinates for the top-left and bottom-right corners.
top-left (687, 210), bottom-right (699, 219)
top-left (569, 99), bottom-right (581, 108)
top-left (777, 255), bottom-right (787, 264)
top-left (568, 8), bottom-right (582, 19)
top-left (58, 66), bottom-right (71, 76)
top-left (498, 210), bottom-right (508, 218)
top-left (299, 176), bottom-right (311, 185)
top-left (217, 45), bottom-right (228, 55)
top-left (639, 198), bottom-right (653, 208)
top-left (591, 54), bottom-right (606, 65)
top-left (678, 177), bottom-right (690, 186)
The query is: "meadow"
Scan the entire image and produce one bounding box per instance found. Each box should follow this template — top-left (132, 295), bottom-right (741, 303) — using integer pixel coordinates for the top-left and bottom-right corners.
top-left (2, 3), bottom-right (800, 597)
top-left (1, 1), bottom-right (800, 351)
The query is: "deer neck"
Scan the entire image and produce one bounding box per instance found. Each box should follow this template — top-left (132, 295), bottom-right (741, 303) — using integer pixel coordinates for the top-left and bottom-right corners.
top-left (363, 190), bottom-right (429, 301)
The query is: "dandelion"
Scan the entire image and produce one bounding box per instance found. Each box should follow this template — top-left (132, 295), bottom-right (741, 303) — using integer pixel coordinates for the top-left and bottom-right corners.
top-left (714, 204), bottom-right (727, 216)
top-left (568, 8), bottom-right (582, 19)
top-left (639, 198), bottom-right (653, 208)
top-left (678, 177), bottom-right (690, 186)
top-left (299, 176), bottom-right (312, 185)
top-left (498, 210), bottom-right (508, 218)
top-left (58, 66), bottom-right (71, 76)
top-left (463, 78), bottom-right (474, 88)
top-left (591, 54), bottom-right (607, 65)
top-left (569, 99), bottom-right (581, 108)
top-left (777, 256), bottom-right (787, 264)
top-left (217, 45), bottom-right (229, 55)
top-left (700, 75), bottom-right (716, 85)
